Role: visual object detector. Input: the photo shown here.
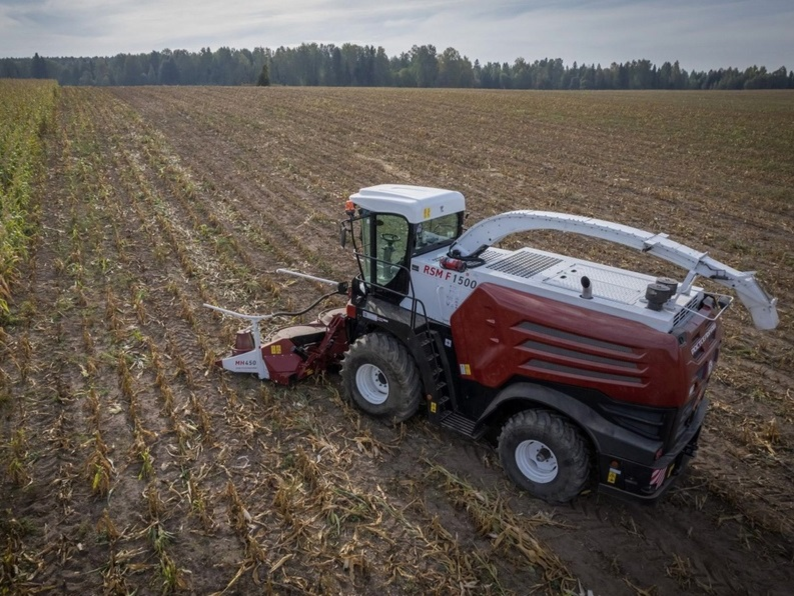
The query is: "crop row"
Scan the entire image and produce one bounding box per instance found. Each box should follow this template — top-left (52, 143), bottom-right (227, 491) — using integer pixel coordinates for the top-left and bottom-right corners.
top-left (0, 80), bottom-right (58, 321)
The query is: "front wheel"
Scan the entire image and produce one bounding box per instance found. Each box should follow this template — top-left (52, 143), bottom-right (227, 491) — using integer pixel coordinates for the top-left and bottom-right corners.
top-left (341, 333), bottom-right (421, 424)
top-left (498, 409), bottom-right (591, 503)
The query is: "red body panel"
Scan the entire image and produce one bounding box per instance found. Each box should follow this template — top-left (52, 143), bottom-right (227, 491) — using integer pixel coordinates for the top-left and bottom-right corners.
top-left (264, 314), bottom-right (348, 385)
top-left (450, 283), bottom-right (721, 408)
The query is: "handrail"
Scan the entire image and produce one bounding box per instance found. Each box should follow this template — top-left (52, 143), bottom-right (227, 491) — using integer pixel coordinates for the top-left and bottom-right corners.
top-left (351, 251), bottom-right (432, 332)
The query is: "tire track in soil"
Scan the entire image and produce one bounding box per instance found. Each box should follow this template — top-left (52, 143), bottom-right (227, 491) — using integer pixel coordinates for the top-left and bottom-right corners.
top-left (0, 88), bottom-right (142, 595)
top-left (88, 89), bottom-right (476, 596)
top-left (400, 421), bottom-right (794, 596)
top-left (216, 86), bottom-right (791, 237)
top-left (61, 89), bottom-right (262, 589)
top-left (23, 86), bottom-right (788, 593)
top-left (110, 88), bottom-right (362, 277)
top-left (108, 88), bottom-right (353, 312)
top-left (97, 88), bottom-right (341, 592)
top-left (113, 86), bottom-right (792, 589)
top-left (115, 86), bottom-right (792, 295)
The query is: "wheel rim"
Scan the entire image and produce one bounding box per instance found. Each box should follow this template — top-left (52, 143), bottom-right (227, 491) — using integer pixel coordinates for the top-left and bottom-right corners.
top-left (515, 440), bottom-right (558, 483)
top-left (355, 363), bottom-right (389, 405)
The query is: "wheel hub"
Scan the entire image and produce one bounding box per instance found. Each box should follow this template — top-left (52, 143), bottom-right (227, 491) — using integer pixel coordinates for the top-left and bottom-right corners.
top-left (515, 440), bottom-right (559, 483)
top-left (355, 363), bottom-right (389, 405)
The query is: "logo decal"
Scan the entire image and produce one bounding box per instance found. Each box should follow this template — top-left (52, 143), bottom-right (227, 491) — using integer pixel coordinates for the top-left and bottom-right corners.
top-left (691, 323), bottom-right (716, 355)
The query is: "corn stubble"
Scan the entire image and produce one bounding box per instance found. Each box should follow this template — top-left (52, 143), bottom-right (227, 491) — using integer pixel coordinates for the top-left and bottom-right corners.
top-left (1, 83), bottom-right (792, 594)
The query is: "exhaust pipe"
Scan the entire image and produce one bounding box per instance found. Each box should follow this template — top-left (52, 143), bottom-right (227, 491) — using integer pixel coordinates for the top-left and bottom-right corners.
top-left (580, 276), bottom-right (593, 299)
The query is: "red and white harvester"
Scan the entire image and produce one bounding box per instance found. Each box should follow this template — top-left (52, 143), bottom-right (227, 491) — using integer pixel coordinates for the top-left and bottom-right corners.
top-left (207, 185), bottom-right (778, 503)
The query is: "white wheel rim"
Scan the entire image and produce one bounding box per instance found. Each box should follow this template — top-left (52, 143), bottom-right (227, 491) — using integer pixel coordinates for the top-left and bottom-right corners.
top-left (355, 363), bottom-right (389, 405)
top-left (515, 440), bottom-right (558, 483)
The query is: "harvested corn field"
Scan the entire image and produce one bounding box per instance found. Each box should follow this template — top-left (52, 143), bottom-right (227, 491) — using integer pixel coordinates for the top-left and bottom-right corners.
top-left (1, 85), bottom-right (793, 595)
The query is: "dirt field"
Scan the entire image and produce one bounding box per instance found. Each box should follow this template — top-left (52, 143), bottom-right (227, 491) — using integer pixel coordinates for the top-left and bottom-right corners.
top-left (1, 86), bottom-right (792, 595)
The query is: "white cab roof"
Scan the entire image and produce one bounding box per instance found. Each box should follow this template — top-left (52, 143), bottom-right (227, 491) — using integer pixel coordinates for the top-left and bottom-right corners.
top-left (350, 184), bottom-right (465, 223)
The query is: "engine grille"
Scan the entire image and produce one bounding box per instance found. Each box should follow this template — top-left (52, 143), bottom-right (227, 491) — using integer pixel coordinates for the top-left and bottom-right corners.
top-left (486, 251), bottom-right (562, 278)
top-left (478, 248), bottom-right (505, 264)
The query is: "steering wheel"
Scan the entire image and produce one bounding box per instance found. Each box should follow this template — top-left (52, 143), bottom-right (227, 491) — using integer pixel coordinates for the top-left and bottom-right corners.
top-left (381, 233), bottom-right (399, 245)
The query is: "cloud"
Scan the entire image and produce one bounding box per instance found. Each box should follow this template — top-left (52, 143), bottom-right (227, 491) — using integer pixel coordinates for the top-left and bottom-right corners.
top-left (0, 0), bottom-right (791, 70)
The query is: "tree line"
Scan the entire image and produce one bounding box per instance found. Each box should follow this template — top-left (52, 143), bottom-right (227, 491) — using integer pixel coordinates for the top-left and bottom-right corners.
top-left (3, 44), bottom-right (792, 90)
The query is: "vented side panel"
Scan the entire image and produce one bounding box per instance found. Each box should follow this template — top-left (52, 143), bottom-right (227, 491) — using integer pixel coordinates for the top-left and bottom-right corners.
top-left (450, 283), bottom-right (688, 407)
top-left (673, 295), bottom-right (700, 327)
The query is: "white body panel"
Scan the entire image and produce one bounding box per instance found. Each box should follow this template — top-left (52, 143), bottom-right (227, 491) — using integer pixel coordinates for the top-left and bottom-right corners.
top-left (344, 186), bottom-right (777, 331)
top-left (219, 349), bottom-right (269, 380)
top-left (403, 246), bottom-right (706, 333)
top-left (450, 210), bottom-right (777, 330)
top-left (204, 303), bottom-right (271, 379)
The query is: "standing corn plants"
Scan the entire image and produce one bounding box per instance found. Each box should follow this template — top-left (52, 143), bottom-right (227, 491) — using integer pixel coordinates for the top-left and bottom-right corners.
top-left (0, 80), bottom-right (58, 321)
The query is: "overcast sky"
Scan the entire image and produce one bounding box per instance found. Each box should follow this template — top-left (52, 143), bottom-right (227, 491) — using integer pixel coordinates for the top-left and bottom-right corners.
top-left (1, 0), bottom-right (791, 71)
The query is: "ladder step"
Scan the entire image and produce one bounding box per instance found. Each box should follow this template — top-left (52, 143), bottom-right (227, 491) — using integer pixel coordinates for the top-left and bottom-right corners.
top-left (440, 412), bottom-right (481, 439)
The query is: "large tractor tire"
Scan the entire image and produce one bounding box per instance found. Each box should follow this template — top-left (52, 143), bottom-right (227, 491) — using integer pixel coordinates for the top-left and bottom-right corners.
top-left (498, 409), bottom-right (591, 503)
top-left (341, 332), bottom-right (421, 424)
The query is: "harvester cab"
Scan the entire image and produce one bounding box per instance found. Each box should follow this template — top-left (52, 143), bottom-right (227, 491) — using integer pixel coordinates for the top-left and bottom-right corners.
top-left (341, 185), bottom-right (467, 302)
top-left (209, 184), bottom-right (778, 504)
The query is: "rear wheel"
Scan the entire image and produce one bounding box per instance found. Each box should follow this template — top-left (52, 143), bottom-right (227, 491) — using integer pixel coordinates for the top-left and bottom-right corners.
top-left (498, 409), bottom-right (591, 503)
top-left (341, 333), bottom-right (421, 423)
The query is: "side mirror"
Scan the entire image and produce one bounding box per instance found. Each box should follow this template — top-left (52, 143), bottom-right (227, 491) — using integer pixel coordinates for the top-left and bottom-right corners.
top-left (339, 223), bottom-right (348, 248)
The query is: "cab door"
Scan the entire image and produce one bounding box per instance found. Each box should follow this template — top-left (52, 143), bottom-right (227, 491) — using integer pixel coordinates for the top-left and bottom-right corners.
top-left (358, 212), bottom-right (412, 300)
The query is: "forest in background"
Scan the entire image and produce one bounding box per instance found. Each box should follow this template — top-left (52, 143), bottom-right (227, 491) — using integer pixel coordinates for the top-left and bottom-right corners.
top-left (2, 43), bottom-right (792, 90)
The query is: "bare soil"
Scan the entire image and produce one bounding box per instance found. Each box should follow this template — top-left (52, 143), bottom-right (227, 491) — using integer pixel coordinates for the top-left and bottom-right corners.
top-left (1, 86), bottom-right (792, 595)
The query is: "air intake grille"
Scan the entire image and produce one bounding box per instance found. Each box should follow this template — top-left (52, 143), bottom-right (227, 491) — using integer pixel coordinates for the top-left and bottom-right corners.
top-left (478, 248), bottom-right (504, 264)
top-left (673, 295), bottom-right (700, 327)
top-left (486, 252), bottom-right (562, 279)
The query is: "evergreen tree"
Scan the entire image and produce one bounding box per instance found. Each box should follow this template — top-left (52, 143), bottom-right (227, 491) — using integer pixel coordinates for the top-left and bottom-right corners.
top-left (257, 62), bottom-right (270, 86)
top-left (159, 58), bottom-right (180, 85)
top-left (0, 44), bottom-right (789, 90)
top-left (31, 52), bottom-right (48, 79)
top-left (374, 47), bottom-right (392, 86)
top-left (410, 45), bottom-right (438, 87)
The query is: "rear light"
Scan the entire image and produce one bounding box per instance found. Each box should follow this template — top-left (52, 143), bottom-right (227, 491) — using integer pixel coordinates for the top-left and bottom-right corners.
top-left (345, 302), bottom-right (357, 318)
top-left (345, 200), bottom-right (355, 216)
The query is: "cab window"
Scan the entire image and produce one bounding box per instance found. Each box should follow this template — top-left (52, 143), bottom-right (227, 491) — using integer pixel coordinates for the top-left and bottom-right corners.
top-left (414, 212), bottom-right (462, 255)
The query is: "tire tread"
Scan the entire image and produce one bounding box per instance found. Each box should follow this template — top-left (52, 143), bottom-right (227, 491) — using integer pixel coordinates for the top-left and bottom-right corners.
top-left (498, 409), bottom-right (591, 503)
top-left (341, 332), bottom-right (421, 423)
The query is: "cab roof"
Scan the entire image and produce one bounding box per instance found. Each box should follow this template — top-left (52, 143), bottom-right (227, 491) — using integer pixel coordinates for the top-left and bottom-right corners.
top-left (350, 184), bottom-right (465, 223)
